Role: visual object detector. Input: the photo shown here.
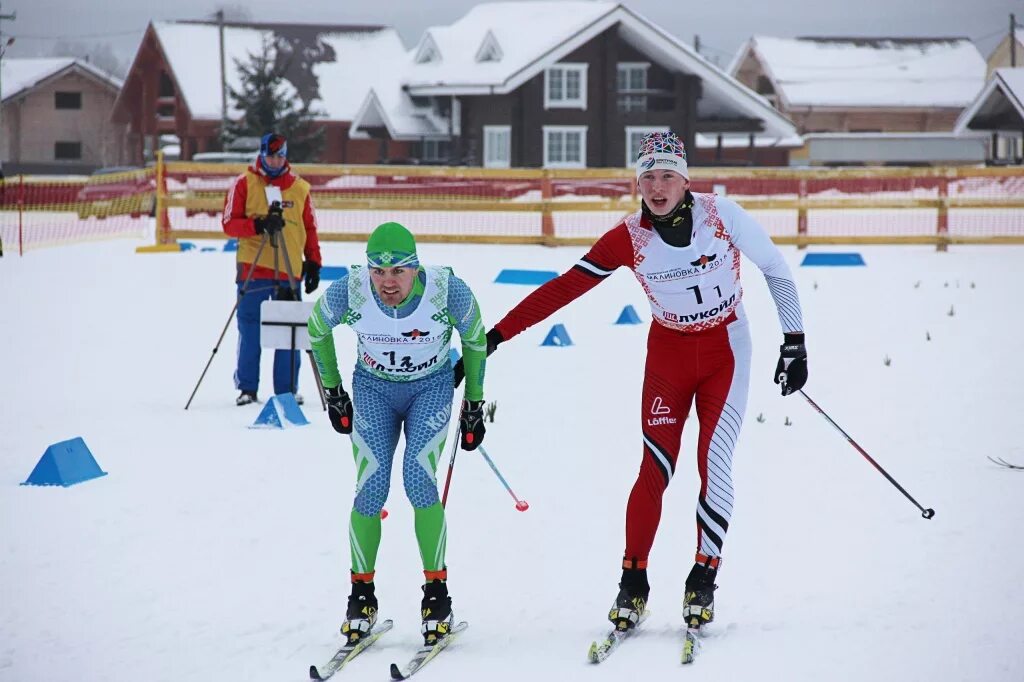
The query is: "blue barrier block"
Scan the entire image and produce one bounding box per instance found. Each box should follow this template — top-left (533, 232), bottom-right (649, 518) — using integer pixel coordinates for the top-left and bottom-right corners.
top-left (250, 393), bottom-right (309, 429)
top-left (615, 305), bottom-right (642, 325)
top-left (179, 241), bottom-right (196, 251)
top-left (800, 253), bottom-right (865, 267)
top-left (495, 269), bottom-right (558, 285)
top-left (200, 246), bottom-right (217, 252)
top-left (22, 437), bottom-right (108, 487)
top-left (320, 266), bottom-right (349, 281)
top-left (541, 323), bottom-right (573, 347)
top-left (223, 239), bottom-right (238, 252)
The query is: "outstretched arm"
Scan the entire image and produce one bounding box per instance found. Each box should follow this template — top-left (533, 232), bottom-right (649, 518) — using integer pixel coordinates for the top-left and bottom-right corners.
top-left (307, 275), bottom-right (350, 389)
top-left (493, 224), bottom-right (633, 341)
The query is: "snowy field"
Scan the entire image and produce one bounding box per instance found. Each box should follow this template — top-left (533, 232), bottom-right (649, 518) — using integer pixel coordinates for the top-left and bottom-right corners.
top-left (2, 237), bottom-right (1023, 681)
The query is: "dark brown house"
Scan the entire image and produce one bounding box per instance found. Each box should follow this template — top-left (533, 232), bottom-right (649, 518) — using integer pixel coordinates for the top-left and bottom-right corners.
top-left (111, 20), bottom-right (412, 164)
top-left (350, 2), bottom-right (799, 167)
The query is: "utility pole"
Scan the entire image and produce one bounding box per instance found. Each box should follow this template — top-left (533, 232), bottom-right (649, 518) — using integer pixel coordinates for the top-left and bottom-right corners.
top-left (0, 3), bottom-right (16, 166)
top-left (694, 34), bottom-right (701, 57)
top-left (217, 9), bottom-right (228, 149)
top-left (1011, 13), bottom-right (1017, 68)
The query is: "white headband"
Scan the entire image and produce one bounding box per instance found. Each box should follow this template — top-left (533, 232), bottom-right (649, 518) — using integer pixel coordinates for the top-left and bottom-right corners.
top-left (636, 152), bottom-right (689, 180)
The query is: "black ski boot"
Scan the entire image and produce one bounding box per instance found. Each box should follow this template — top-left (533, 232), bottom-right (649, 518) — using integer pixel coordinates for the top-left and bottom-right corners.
top-left (608, 567), bottom-right (649, 631)
top-left (341, 580), bottom-right (378, 644)
top-left (236, 390), bottom-right (258, 406)
top-left (420, 579), bottom-right (453, 645)
top-left (682, 561), bottom-right (718, 628)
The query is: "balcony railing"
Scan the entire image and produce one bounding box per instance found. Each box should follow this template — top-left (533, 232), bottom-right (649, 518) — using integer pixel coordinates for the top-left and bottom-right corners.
top-left (616, 89), bottom-right (676, 113)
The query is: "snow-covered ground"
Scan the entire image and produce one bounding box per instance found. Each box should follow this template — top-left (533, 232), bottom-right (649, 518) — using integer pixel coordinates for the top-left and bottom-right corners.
top-left (2, 238), bottom-right (1022, 681)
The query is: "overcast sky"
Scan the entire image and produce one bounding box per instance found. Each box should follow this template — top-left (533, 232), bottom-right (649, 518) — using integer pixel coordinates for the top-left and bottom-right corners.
top-left (4, 0), bottom-right (1021, 74)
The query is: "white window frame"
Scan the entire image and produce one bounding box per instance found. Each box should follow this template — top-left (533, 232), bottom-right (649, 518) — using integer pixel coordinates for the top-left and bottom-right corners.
top-left (616, 62), bottom-right (649, 91)
top-left (544, 63), bottom-right (588, 110)
top-left (483, 125), bottom-right (512, 168)
top-left (617, 62), bottom-right (650, 113)
top-left (625, 126), bottom-right (668, 168)
top-left (543, 125), bottom-right (588, 169)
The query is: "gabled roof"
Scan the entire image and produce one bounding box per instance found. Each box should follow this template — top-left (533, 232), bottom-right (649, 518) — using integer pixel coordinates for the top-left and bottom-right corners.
top-left (732, 36), bottom-right (986, 109)
top-left (351, 2), bottom-right (798, 141)
top-left (1, 58), bottom-right (123, 104)
top-left (118, 21), bottom-right (406, 122)
top-left (954, 68), bottom-right (1024, 133)
top-left (405, 1), bottom-right (616, 89)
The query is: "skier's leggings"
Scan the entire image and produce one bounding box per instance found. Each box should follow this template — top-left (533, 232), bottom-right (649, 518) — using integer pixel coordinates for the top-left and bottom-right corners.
top-left (347, 367), bottom-right (454, 581)
top-left (622, 314), bottom-right (752, 572)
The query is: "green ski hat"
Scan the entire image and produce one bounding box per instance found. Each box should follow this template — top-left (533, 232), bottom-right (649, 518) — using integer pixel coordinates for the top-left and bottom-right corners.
top-left (366, 221), bottom-right (419, 268)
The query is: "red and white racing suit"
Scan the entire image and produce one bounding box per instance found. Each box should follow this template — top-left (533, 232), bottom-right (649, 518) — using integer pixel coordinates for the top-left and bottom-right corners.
top-left (493, 193), bottom-right (803, 571)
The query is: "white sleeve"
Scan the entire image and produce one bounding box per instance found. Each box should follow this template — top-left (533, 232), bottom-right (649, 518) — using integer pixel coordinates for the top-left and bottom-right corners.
top-left (719, 197), bottom-right (804, 334)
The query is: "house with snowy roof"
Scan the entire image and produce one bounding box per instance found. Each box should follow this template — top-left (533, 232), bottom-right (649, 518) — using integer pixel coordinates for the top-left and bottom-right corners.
top-left (112, 20), bottom-right (412, 164)
top-left (1, 58), bottom-right (129, 173)
top-left (729, 36), bottom-right (988, 165)
top-left (954, 68), bottom-right (1024, 164)
top-left (349, 1), bottom-right (800, 167)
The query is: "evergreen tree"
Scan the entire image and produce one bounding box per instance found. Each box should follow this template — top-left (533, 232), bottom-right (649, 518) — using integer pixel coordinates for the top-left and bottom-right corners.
top-left (225, 35), bottom-right (325, 162)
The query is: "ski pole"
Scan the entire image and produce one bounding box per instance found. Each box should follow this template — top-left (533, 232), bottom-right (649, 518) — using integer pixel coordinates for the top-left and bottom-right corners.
top-left (798, 389), bottom-right (935, 520)
top-left (440, 432), bottom-right (461, 508)
top-left (477, 445), bottom-right (529, 512)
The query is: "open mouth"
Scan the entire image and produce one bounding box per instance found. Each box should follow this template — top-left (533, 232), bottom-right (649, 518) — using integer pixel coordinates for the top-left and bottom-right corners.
top-left (381, 286), bottom-right (400, 296)
top-left (650, 197), bottom-right (669, 210)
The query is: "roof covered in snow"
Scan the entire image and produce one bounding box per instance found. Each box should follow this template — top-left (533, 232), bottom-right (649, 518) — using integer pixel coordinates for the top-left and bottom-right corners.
top-left (732, 36), bottom-right (986, 109)
top-left (954, 67), bottom-right (1024, 133)
top-left (139, 21), bottom-right (406, 121)
top-left (1, 58), bottom-right (123, 103)
top-left (404, 1), bottom-right (617, 89)
top-left (351, 2), bottom-right (798, 141)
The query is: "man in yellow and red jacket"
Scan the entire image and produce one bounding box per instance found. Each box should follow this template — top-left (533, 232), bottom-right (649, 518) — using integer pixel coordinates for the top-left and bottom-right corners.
top-left (221, 132), bottom-right (322, 406)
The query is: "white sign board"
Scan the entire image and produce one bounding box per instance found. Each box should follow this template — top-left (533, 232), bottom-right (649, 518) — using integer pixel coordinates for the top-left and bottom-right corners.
top-left (260, 300), bottom-right (315, 350)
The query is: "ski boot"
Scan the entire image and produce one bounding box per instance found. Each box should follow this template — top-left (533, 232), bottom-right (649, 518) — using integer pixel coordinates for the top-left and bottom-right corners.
top-left (682, 561), bottom-right (718, 629)
top-left (608, 567), bottom-right (649, 631)
top-left (236, 390), bottom-right (258, 406)
top-left (341, 580), bottom-right (378, 644)
top-left (420, 579), bottom-right (454, 645)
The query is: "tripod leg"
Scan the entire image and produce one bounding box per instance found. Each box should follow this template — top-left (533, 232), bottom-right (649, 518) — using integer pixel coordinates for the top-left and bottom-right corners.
top-left (185, 232), bottom-right (272, 410)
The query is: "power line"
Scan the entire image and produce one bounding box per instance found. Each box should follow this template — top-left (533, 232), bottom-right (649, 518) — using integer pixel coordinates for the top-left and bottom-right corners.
top-left (13, 28), bottom-right (141, 40)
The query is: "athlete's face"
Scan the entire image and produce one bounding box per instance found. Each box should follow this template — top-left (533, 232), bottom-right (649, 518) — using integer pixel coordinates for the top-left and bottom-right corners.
top-left (638, 170), bottom-right (690, 216)
top-left (370, 266), bottom-right (416, 306)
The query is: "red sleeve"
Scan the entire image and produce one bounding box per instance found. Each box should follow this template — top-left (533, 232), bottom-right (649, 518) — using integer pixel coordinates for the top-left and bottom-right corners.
top-left (221, 174), bottom-right (257, 238)
top-left (494, 223), bottom-right (634, 341)
top-left (302, 193), bottom-right (322, 265)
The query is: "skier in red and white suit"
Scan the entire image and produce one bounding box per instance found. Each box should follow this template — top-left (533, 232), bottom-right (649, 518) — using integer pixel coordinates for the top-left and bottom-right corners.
top-left (463, 131), bottom-right (807, 631)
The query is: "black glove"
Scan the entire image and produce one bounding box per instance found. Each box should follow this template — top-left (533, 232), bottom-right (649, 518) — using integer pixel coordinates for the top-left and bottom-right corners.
top-left (253, 203), bottom-right (285, 236)
top-left (325, 385), bottom-right (353, 434)
top-left (303, 261), bottom-right (321, 294)
top-left (459, 399), bottom-right (485, 450)
top-left (774, 332), bottom-right (808, 396)
top-left (275, 283), bottom-right (298, 301)
top-left (453, 328), bottom-right (504, 388)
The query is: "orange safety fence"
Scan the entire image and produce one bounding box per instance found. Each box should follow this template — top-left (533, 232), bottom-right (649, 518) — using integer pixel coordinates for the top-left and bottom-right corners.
top-left (3, 161), bottom-right (1024, 256)
top-left (0, 169), bottom-right (155, 255)
top-left (159, 162), bottom-right (1024, 248)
